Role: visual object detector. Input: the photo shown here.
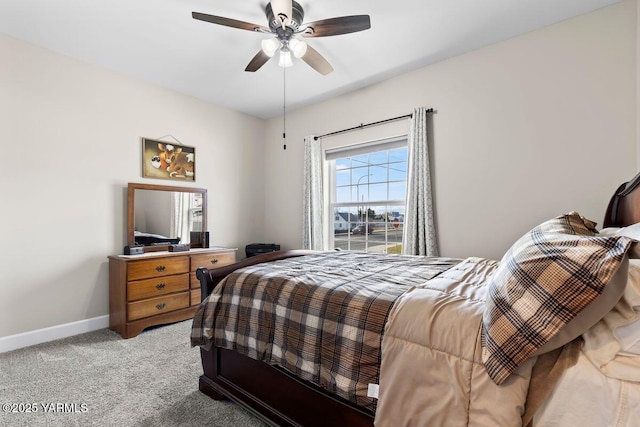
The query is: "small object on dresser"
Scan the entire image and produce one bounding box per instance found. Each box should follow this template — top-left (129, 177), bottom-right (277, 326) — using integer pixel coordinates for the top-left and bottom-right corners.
top-left (124, 245), bottom-right (144, 255)
top-left (190, 231), bottom-right (210, 248)
top-left (169, 243), bottom-right (191, 252)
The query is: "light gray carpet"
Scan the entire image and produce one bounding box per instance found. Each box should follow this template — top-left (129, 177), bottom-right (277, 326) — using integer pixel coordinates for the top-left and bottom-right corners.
top-left (0, 321), bottom-right (269, 427)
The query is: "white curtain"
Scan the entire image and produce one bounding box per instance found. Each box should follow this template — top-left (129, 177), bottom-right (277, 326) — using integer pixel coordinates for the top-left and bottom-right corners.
top-left (402, 107), bottom-right (438, 256)
top-left (171, 192), bottom-right (193, 244)
top-left (302, 135), bottom-right (324, 250)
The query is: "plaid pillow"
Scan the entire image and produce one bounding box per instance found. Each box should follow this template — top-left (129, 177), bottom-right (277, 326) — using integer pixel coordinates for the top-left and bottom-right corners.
top-left (482, 212), bottom-right (631, 385)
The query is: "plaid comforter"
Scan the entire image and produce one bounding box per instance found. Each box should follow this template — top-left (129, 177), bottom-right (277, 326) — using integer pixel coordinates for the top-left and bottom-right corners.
top-left (191, 251), bottom-right (459, 411)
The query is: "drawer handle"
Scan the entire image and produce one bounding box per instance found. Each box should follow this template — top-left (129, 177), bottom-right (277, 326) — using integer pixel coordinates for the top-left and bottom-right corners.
top-left (210, 259), bottom-right (218, 264)
top-left (155, 283), bottom-right (166, 290)
top-left (156, 265), bottom-right (166, 272)
top-left (156, 303), bottom-right (166, 310)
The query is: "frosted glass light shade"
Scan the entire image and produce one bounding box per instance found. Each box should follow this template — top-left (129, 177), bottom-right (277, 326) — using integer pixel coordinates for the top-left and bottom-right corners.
top-left (278, 50), bottom-right (293, 68)
top-left (289, 39), bottom-right (307, 58)
top-left (261, 38), bottom-right (280, 57)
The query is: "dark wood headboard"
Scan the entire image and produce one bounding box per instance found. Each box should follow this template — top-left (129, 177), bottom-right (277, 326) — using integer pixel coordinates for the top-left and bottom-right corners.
top-left (604, 171), bottom-right (640, 228)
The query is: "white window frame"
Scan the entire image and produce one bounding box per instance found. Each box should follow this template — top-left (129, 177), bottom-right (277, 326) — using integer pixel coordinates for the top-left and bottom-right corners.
top-left (325, 135), bottom-right (408, 253)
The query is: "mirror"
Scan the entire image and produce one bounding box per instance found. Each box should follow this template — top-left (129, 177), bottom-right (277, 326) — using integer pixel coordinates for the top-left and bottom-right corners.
top-left (127, 183), bottom-right (208, 252)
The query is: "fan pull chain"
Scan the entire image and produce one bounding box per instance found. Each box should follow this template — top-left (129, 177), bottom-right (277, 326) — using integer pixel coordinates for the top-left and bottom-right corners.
top-left (283, 65), bottom-right (287, 150)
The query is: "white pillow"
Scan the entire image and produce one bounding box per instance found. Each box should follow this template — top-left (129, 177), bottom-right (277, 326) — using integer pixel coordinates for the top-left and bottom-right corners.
top-left (612, 259), bottom-right (640, 356)
top-left (599, 227), bottom-right (622, 236)
top-left (613, 223), bottom-right (640, 259)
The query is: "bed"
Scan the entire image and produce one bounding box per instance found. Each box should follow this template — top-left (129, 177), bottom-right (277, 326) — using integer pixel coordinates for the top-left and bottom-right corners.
top-left (191, 173), bottom-right (640, 427)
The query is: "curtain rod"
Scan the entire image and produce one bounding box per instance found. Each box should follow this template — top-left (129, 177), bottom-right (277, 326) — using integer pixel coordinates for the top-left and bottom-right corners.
top-left (314, 108), bottom-right (434, 140)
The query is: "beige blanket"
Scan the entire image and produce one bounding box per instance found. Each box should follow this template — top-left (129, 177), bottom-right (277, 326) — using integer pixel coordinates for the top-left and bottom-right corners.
top-left (375, 257), bottom-right (537, 426)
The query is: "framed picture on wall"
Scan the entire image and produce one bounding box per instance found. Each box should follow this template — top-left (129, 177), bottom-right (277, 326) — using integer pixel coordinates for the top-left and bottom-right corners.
top-left (141, 137), bottom-right (196, 181)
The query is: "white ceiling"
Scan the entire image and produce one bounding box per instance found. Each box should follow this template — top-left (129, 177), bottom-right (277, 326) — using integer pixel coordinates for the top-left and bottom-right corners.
top-left (0, 0), bottom-right (622, 119)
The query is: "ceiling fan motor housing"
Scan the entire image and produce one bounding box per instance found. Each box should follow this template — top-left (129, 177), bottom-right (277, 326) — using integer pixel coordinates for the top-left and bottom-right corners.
top-left (266, 1), bottom-right (304, 33)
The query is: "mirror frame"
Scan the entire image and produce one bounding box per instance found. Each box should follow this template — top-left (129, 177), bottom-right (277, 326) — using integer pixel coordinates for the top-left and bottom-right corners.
top-left (127, 182), bottom-right (208, 252)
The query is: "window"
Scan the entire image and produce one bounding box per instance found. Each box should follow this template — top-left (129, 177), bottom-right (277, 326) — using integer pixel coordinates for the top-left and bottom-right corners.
top-left (327, 137), bottom-right (407, 253)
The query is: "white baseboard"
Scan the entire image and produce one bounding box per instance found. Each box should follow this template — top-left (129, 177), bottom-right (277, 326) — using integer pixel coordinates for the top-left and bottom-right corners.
top-left (0, 315), bottom-right (110, 354)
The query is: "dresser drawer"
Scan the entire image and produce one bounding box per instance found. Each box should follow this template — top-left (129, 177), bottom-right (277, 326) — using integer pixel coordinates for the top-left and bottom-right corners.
top-left (190, 272), bottom-right (199, 289)
top-left (191, 252), bottom-right (236, 271)
top-left (128, 273), bottom-right (190, 302)
top-left (190, 289), bottom-right (201, 306)
top-left (127, 292), bottom-right (190, 321)
top-left (127, 256), bottom-right (189, 281)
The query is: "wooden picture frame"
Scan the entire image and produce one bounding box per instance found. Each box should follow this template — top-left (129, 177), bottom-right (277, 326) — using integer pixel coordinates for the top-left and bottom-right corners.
top-left (142, 137), bottom-right (196, 181)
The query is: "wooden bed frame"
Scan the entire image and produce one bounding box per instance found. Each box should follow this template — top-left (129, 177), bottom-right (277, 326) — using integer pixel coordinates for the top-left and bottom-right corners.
top-left (195, 172), bottom-right (640, 427)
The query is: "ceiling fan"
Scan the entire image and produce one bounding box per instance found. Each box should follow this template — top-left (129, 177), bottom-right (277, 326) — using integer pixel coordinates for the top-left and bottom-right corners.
top-left (192, 0), bottom-right (371, 75)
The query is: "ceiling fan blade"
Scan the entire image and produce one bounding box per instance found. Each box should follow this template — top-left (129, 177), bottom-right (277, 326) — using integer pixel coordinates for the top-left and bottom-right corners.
top-left (245, 50), bottom-right (272, 72)
top-left (302, 15), bottom-right (371, 38)
top-left (192, 12), bottom-right (269, 33)
top-left (301, 45), bottom-right (333, 75)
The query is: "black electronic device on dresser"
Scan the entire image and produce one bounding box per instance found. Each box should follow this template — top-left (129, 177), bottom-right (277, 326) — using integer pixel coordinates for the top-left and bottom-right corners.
top-left (246, 243), bottom-right (280, 258)
top-left (124, 245), bottom-right (144, 255)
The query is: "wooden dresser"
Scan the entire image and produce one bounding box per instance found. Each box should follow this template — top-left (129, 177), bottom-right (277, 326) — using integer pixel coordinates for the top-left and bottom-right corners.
top-left (108, 247), bottom-right (236, 338)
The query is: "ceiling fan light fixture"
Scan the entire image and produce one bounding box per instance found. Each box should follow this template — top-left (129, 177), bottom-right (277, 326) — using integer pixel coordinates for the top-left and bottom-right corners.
top-left (193, 1), bottom-right (370, 75)
top-left (278, 49), bottom-right (294, 68)
top-left (289, 38), bottom-right (307, 58)
top-left (261, 38), bottom-right (280, 57)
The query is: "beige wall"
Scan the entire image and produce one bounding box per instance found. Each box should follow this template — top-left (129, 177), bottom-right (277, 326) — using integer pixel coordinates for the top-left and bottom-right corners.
top-left (0, 33), bottom-right (266, 337)
top-left (263, 0), bottom-right (637, 261)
